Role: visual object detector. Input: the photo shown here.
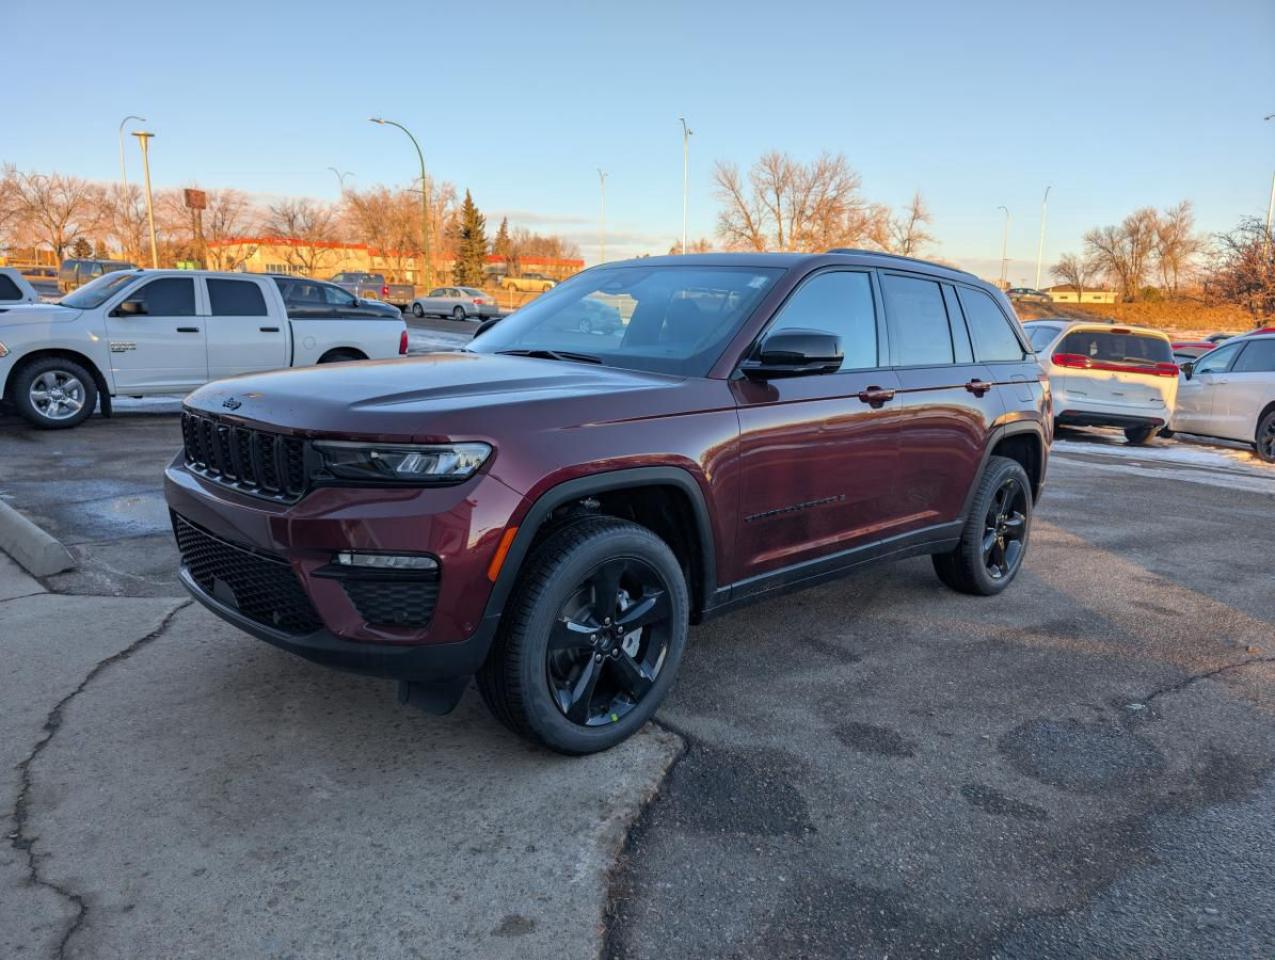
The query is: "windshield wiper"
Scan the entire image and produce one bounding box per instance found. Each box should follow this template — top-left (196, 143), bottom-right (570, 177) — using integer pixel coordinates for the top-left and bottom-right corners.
top-left (496, 348), bottom-right (603, 365)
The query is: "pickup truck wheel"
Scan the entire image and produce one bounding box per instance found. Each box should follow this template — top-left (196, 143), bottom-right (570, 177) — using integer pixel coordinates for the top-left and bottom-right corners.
top-left (13, 357), bottom-right (97, 429)
top-left (477, 518), bottom-right (689, 755)
top-left (411, 302), bottom-right (424, 318)
top-left (1124, 425), bottom-right (1156, 445)
top-left (932, 455), bottom-right (1032, 596)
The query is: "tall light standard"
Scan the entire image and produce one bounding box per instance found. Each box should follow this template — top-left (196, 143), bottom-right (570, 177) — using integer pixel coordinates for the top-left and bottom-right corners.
top-left (1034, 185), bottom-right (1052, 290)
top-left (131, 131), bottom-right (159, 268)
top-left (369, 117), bottom-right (431, 288)
top-left (679, 117), bottom-right (693, 254)
top-left (1264, 115), bottom-right (1274, 244)
top-left (118, 115), bottom-right (146, 194)
top-left (597, 168), bottom-right (608, 264)
top-left (328, 167), bottom-right (354, 194)
top-left (997, 205), bottom-right (1010, 288)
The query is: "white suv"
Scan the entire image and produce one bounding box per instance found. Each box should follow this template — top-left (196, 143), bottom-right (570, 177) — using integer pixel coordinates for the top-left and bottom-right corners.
top-left (1171, 330), bottom-right (1275, 462)
top-left (1025, 320), bottom-right (1179, 445)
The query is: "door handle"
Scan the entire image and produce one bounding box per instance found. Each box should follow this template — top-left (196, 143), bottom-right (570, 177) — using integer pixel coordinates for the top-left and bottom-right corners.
top-left (176, 327), bottom-right (199, 333)
top-left (965, 378), bottom-right (992, 397)
top-left (857, 386), bottom-right (896, 408)
top-left (259, 326), bottom-right (280, 332)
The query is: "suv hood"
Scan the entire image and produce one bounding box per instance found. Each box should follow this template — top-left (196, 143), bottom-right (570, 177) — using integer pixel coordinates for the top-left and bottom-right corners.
top-left (185, 351), bottom-right (685, 440)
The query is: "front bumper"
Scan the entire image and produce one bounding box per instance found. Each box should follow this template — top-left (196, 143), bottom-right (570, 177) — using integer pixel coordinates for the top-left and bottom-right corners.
top-left (164, 456), bottom-right (524, 680)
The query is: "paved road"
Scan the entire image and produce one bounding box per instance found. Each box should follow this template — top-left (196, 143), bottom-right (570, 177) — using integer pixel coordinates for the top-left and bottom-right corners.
top-left (3, 403), bottom-right (1274, 958)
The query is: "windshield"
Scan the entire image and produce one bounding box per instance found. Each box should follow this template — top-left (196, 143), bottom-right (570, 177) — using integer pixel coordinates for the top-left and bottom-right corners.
top-left (1026, 323), bottom-right (1062, 352)
top-left (59, 271), bottom-right (140, 309)
top-left (470, 264), bottom-right (784, 376)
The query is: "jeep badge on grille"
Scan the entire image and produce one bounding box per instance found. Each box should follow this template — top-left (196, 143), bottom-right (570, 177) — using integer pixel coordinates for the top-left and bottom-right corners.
top-left (222, 397), bottom-right (242, 410)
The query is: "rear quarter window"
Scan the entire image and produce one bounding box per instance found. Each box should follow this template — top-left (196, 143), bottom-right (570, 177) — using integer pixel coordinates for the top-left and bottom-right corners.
top-left (958, 287), bottom-right (1026, 362)
top-left (0, 275), bottom-right (22, 299)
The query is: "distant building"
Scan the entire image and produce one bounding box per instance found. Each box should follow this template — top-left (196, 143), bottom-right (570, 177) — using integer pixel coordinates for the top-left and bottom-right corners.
top-left (203, 236), bottom-right (583, 285)
top-left (1045, 284), bottom-right (1117, 305)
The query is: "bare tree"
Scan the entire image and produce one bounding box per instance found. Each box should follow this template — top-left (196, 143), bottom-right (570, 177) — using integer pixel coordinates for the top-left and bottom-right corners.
top-left (713, 151), bottom-right (886, 252)
top-left (11, 172), bottom-right (101, 261)
top-left (1051, 252), bottom-right (1104, 302)
top-left (201, 189), bottom-right (259, 270)
top-left (0, 164), bottom-right (21, 251)
top-left (884, 192), bottom-right (935, 256)
top-left (343, 186), bottom-right (420, 280)
top-left (1083, 207), bottom-right (1159, 301)
top-left (1203, 217), bottom-right (1275, 322)
top-left (1154, 201), bottom-right (1202, 296)
top-left (262, 198), bottom-right (341, 276)
top-left (668, 237), bottom-right (714, 255)
top-left (101, 184), bottom-right (149, 264)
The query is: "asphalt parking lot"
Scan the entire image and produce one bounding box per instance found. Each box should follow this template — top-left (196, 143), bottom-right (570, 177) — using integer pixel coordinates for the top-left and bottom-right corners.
top-left (3, 398), bottom-right (1275, 958)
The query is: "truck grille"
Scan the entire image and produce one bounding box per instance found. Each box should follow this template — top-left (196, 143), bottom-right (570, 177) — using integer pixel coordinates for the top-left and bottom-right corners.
top-left (342, 578), bottom-right (439, 628)
top-left (173, 513), bottom-right (321, 635)
top-left (181, 411), bottom-right (308, 501)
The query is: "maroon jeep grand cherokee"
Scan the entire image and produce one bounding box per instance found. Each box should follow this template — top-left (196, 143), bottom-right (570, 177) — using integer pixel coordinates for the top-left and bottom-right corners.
top-left (166, 251), bottom-right (1049, 754)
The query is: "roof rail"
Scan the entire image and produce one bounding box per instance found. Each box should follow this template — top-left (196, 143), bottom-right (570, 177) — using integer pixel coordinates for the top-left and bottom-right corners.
top-left (825, 248), bottom-right (978, 278)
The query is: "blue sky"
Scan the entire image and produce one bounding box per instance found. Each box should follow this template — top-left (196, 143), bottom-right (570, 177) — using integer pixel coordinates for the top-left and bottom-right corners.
top-left (7, 0), bottom-right (1274, 281)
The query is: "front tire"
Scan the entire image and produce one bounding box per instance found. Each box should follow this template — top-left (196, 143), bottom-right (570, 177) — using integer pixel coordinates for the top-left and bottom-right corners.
top-left (451, 306), bottom-right (466, 321)
top-left (1256, 410), bottom-right (1275, 463)
top-left (1124, 425), bottom-right (1156, 445)
top-left (932, 456), bottom-right (1032, 596)
top-left (13, 356), bottom-right (97, 429)
top-left (477, 518), bottom-right (689, 755)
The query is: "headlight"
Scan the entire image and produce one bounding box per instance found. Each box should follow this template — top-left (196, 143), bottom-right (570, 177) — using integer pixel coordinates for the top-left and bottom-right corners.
top-left (314, 441), bottom-right (491, 484)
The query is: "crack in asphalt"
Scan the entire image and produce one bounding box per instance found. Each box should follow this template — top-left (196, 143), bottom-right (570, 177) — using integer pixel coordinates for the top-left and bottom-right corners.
top-left (8, 600), bottom-right (190, 960)
top-left (1142, 655), bottom-right (1275, 705)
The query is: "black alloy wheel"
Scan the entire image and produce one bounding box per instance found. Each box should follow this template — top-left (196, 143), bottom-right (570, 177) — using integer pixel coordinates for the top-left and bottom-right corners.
top-left (547, 557), bottom-right (671, 726)
top-left (983, 476), bottom-right (1028, 581)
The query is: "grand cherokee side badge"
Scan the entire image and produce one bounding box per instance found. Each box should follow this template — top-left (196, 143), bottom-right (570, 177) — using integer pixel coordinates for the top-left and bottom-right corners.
top-left (222, 397), bottom-right (242, 410)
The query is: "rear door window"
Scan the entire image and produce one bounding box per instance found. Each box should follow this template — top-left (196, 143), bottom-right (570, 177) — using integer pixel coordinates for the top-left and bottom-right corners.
top-left (880, 274), bottom-right (954, 366)
top-left (958, 287), bottom-right (1027, 362)
top-left (207, 279), bottom-right (268, 316)
top-left (1232, 339), bottom-right (1275, 373)
top-left (1058, 330), bottom-right (1173, 366)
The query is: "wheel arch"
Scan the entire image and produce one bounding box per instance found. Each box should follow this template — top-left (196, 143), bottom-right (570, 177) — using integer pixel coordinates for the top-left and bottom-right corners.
top-left (483, 467), bottom-right (718, 626)
top-left (4, 347), bottom-right (111, 410)
top-left (1257, 401), bottom-right (1275, 442)
top-left (317, 347), bottom-right (367, 363)
top-left (959, 422), bottom-right (1047, 521)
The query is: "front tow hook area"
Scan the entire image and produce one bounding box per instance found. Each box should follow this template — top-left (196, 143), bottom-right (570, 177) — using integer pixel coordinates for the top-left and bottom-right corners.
top-left (397, 676), bottom-right (469, 715)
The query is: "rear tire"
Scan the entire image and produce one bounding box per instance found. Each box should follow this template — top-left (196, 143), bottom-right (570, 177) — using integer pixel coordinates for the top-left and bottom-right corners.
top-left (477, 518), bottom-right (689, 755)
top-left (13, 356), bottom-right (97, 429)
top-left (1256, 410), bottom-right (1275, 463)
top-left (411, 302), bottom-right (424, 318)
top-left (932, 456), bottom-right (1032, 596)
top-left (1124, 425), bottom-right (1156, 445)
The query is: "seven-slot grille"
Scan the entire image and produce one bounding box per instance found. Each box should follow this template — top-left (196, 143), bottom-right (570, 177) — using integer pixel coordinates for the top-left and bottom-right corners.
top-left (181, 411), bottom-right (308, 501)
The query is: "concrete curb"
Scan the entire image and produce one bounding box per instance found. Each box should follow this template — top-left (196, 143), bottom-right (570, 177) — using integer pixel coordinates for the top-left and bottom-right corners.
top-left (0, 499), bottom-right (74, 577)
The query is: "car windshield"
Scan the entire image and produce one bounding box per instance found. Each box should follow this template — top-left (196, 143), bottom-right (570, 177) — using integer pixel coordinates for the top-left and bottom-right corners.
top-left (59, 271), bottom-right (139, 308)
top-left (1026, 323), bottom-right (1062, 352)
top-left (470, 264), bottom-right (784, 377)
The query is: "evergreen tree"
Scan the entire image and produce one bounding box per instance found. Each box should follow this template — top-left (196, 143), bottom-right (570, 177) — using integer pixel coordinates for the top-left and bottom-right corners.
top-left (493, 216), bottom-right (511, 262)
top-left (453, 190), bottom-right (488, 286)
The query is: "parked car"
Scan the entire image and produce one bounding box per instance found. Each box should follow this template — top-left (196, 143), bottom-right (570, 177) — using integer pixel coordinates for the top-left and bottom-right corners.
top-left (1171, 332), bottom-right (1275, 462)
top-left (1024, 320), bottom-right (1178, 444)
top-left (166, 250), bottom-right (1049, 754)
top-left (20, 266), bottom-right (58, 281)
top-left (329, 272), bottom-right (414, 308)
top-left (1007, 287), bottom-right (1051, 304)
top-left (410, 286), bottom-right (500, 320)
top-left (1205, 332), bottom-right (1240, 344)
top-left (547, 296), bottom-right (624, 334)
top-left (1171, 340), bottom-right (1217, 362)
top-left (0, 269), bottom-right (407, 429)
top-left (0, 267), bottom-right (40, 306)
top-left (57, 258), bottom-right (134, 294)
top-left (501, 272), bottom-right (557, 293)
top-left (271, 275), bottom-right (404, 320)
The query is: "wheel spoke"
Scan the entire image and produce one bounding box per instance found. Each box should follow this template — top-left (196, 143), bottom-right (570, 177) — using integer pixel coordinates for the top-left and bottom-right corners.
top-left (1003, 539), bottom-right (1024, 571)
top-left (990, 539), bottom-right (1006, 573)
top-left (563, 656), bottom-right (602, 724)
top-left (614, 589), bottom-right (669, 631)
top-left (62, 377), bottom-right (82, 395)
top-left (548, 617), bottom-right (596, 653)
top-left (1001, 514), bottom-right (1026, 538)
top-left (610, 652), bottom-right (653, 699)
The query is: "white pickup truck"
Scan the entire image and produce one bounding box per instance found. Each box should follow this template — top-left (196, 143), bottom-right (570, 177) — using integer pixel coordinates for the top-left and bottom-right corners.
top-left (0, 269), bottom-right (408, 429)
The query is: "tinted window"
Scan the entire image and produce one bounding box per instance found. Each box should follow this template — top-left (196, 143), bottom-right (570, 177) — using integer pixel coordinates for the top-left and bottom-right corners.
top-left (0, 275), bottom-right (21, 299)
top-left (208, 279), bottom-right (267, 316)
top-left (428, 288), bottom-right (446, 297)
top-left (134, 278), bottom-right (195, 316)
top-left (1233, 339), bottom-right (1275, 373)
top-left (1026, 323), bottom-right (1063, 352)
top-left (766, 271), bottom-right (877, 370)
top-left (1059, 330), bottom-right (1172, 365)
top-left (959, 287), bottom-right (1025, 362)
top-left (323, 284), bottom-right (356, 307)
top-left (1195, 342), bottom-right (1245, 375)
top-left (880, 274), bottom-right (954, 366)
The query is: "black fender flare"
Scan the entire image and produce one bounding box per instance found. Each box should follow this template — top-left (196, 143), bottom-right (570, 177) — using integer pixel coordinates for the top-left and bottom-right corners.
top-left (958, 421), bottom-right (1048, 522)
top-left (480, 466), bottom-right (718, 626)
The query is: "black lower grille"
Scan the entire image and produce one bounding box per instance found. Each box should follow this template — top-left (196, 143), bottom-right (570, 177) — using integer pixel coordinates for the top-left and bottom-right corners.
top-left (173, 514), bottom-right (321, 635)
top-left (181, 411), bottom-right (310, 502)
top-left (342, 578), bottom-right (439, 628)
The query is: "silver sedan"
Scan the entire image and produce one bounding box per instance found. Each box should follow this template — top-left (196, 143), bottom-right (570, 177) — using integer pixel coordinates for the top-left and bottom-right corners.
top-left (409, 286), bottom-right (500, 321)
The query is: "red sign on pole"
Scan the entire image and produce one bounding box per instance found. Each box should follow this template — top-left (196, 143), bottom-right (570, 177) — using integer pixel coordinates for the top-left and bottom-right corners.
top-left (183, 188), bottom-right (207, 210)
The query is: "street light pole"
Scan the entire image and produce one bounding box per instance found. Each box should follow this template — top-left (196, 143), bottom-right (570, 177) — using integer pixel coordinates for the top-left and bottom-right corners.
top-left (369, 118), bottom-right (431, 289)
top-left (328, 167), bottom-right (353, 194)
top-left (997, 205), bottom-right (1010, 288)
top-left (679, 117), bottom-right (692, 254)
top-left (1035, 185), bottom-right (1051, 290)
top-left (1265, 116), bottom-right (1274, 245)
top-left (132, 131), bottom-right (159, 269)
top-left (597, 168), bottom-right (608, 264)
top-left (118, 115), bottom-right (146, 195)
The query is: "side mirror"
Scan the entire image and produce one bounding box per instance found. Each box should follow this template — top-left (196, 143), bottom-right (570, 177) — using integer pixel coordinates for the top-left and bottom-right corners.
top-left (742, 329), bottom-right (842, 379)
top-left (1180, 361), bottom-right (1195, 379)
top-left (115, 299), bottom-right (145, 316)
